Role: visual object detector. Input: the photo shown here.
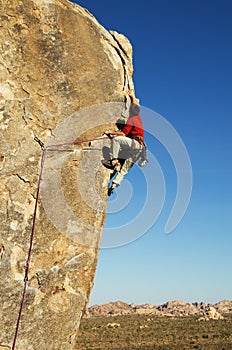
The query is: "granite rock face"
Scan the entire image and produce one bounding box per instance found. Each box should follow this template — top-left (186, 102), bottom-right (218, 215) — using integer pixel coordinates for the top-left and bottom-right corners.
top-left (0, 0), bottom-right (134, 349)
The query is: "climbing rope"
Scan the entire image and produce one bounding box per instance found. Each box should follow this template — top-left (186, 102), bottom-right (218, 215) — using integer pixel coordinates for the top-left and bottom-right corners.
top-left (11, 134), bottom-right (110, 350)
top-left (11, 148), bottom-right (47, 350)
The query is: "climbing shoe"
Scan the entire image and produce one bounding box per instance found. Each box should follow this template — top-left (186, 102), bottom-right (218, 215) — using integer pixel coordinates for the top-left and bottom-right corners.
top-left (102, 159), bottom-right (119, 169)
top-left (108, 183), bottom-right (118, 196)
top-left (108, 186), bottom-right (115, 196)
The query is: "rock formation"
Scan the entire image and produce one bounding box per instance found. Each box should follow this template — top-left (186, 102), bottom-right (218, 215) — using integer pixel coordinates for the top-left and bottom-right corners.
top-left (198, 306), bottom-right (224, 321)
top-left (0, 0), bottom-right (134, 349)
top-left (214, 300), bottom-right (232, 314)
top-left (86, 300), bottom-right (231, 318)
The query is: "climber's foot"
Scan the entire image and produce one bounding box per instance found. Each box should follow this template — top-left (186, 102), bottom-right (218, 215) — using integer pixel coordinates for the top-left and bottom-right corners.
top-left (102, 159), bottom-right (119, 169)
top-left (108, 183), bottom-right (118, 196)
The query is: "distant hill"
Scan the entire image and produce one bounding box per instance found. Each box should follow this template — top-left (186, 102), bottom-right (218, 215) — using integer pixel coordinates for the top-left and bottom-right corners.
top-left (85, 300), bottom-right (232, 318)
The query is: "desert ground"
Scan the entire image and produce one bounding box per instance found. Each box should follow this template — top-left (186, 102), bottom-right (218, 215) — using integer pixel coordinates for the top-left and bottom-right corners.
top-left (76, 313), bottom-right (232, 349)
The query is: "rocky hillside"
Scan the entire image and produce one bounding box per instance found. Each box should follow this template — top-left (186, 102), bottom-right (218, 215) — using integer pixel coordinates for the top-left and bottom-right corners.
top-left (86, 300), bottom-right (232, 319)
top-left (0, 1), bottom-right (134, 349)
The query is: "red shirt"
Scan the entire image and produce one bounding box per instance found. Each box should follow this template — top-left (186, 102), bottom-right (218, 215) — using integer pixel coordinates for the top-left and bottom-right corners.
top-left (122, 114), bottom-right (144, 139)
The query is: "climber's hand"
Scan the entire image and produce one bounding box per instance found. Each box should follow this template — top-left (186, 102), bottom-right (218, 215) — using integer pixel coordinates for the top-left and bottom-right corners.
top-left (128, 89), bottom-right (135, 97)
top-left (104, 132), bottom-right (114, 139)
top-left (122, 89), bottom-right (135, 97)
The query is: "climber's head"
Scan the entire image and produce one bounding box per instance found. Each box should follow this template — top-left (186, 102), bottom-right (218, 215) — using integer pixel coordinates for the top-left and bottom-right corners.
top-left (129, 102), bottom-right (140, 117)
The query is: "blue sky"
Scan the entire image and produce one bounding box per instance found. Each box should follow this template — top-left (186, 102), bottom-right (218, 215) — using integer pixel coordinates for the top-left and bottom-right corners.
top-left (72, 0), bottom-right (232, 306)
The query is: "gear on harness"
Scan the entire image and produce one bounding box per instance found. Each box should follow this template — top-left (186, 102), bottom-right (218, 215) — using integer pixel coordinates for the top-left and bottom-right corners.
top-left (131, 136), bottom-right (148, 167)
top-left (138, 142), bottom-right (148, 167)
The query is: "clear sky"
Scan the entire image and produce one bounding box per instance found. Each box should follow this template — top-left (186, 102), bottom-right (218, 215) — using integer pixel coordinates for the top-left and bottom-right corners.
top-left (71, 0), bottom-right (232, 306)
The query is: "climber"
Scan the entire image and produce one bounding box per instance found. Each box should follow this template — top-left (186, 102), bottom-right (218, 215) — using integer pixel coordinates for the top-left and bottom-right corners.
top-left (102, 89), bottom-right (147, 196)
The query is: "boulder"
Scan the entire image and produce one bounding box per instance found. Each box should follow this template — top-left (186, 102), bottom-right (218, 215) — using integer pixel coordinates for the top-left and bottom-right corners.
top-left (0, 0), bottom-right (134, 349)
top-left (214, 300), bottom-right (232, 314)
top-left (198, 306), bottom-right (224, 321)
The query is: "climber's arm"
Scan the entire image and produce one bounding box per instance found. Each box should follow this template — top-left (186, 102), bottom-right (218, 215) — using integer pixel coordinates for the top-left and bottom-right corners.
top-left (105, 130), bottom-right (125, 137)
top-left (109, 130), bottom-right (125, 136)
top-left (128, 89), bottom-right (139, 105)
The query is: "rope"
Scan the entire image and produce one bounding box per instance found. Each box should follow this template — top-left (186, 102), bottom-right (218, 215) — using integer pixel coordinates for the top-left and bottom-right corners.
top-left (46, 135), bottom-right (110, 150)
top-left (11, 148), bottom-right (47, 350)
top-left (11, 134), bottom-right (110, 350)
